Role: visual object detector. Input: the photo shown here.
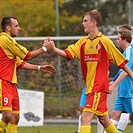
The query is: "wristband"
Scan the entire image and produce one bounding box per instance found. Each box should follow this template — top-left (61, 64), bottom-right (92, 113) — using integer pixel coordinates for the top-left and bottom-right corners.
top-left (42, 46), bottom-right (47, 52)
top-left (38, 66), bottom-right (41, 71)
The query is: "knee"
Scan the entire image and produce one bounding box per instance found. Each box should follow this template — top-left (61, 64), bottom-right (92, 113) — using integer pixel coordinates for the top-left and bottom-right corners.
top-left (12, 114), bottom-right (20, 124)
top-left (111, 110), bottom-right (121, 121)
top-left (81, 114), bottom-right (88, 125)
top-left (111, 110), bottom-right (116, 118)
top-left (81, 112), bottom-right (93, 125)
top-left (98, 116), bottom-right (112, 128)
top-left (2, 113), bottom-right (12, 124)
top-left (98, 118), bottom-right (105, 125)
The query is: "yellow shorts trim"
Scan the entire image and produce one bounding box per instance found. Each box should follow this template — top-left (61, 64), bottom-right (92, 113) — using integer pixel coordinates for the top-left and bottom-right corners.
top-left (12, 111), bottom-right (20, 115)
top-left (0, 107), bottom-right (12, 111)
top-left (83, 108), bottom-right (108, 116)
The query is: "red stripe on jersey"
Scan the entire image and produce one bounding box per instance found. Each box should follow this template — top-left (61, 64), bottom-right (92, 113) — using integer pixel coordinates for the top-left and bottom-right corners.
top-left (92, 40), bottom-right (109, 92)
top-left (80, 42), bottom-right (87, 81)
top-left (17, 61), bottom-right (26, 70)
top-left (64, 49), bottom-right (73, 60)
top-left (118, 59), bottom-right (128, 69)
top-left (0, 47), bottom-right (16, 82)
top-left (23, 51), bottom-right (30, 61)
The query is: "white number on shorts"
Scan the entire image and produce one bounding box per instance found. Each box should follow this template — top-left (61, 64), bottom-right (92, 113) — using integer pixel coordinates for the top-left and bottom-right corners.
top-left (4, 97), bottom-right (8, 105)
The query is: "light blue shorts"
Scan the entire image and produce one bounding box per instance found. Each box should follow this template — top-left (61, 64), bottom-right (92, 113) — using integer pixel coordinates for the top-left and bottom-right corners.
top-left (79, 87), bottom-right (87, 107)
top-left (114, 96), bottom-right (133, 113)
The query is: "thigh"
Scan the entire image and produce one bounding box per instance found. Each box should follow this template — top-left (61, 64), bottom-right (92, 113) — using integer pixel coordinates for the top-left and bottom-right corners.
top-left (111, 110), bottom-right (122, 121)
top-left (84, 92), bottom-right (108, 116)
top-left (81, 111), bottom-right (94, 125)
top-left (98, 115), bottom-right (111, 128)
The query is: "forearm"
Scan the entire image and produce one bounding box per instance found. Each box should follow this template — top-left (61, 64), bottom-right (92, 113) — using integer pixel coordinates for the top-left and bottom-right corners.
top-left (22, 62), bottom-right (39, 71)
top-left (53, 47), bottom-right (70, 59)
top-left (122, 65), bottom-right (133, 80)
top-left (112, 71), bottom-right (127, 87)
top-left (21, 62), bottom-right (56, 74)
top-left (28, 48), bottom-right (44, 60)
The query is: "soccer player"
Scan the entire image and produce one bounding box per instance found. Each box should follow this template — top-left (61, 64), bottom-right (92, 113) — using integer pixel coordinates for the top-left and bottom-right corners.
top-left (0, 16), bottom-right (56, 133)
top-left (97, 24), bottom-right (133, 133)
top-left (44, 9), bottom-right (133, 133)
top-left (109, 29), bottom-right (133, 133)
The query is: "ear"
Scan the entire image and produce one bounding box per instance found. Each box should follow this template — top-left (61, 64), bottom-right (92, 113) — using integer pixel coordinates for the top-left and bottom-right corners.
top-left (91, 20), bottom-right (96, 27)
top-left (6, 25), bottom-right (11, 31)
top-left (93, 20), bottom-right (97, 26)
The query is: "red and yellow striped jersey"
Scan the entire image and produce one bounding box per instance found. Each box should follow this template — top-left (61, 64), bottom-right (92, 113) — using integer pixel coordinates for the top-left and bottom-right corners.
top-left (0, 32), bottom-right (30, 83)
top-left (64, 32), bottom-right (128, 94)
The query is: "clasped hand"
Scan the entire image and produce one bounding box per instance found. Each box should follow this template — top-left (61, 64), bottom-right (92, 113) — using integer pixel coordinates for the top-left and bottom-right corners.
top-left (43, 37), bottom-right (55, 51)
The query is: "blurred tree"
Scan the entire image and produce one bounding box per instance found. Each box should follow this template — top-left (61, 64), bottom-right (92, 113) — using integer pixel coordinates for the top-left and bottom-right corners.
top-left (99, 0), bottom-right (128, 25)
top-left (0, 0), bottom-right (56, 36)
top-left (60, 0), bottom-right (130, 35)
top-left (0, 0), bottom-right (130, 37)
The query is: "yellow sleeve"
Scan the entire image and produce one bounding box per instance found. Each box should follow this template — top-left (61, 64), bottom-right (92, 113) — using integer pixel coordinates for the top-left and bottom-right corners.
top-left (3, 35), bottom-right (29, 60)
top-left (102, 37), bottom-right (128, 68)
top-left (66, 37), bottom-right (86, 59)
top-left (16, 56), bottom-right (26, 69)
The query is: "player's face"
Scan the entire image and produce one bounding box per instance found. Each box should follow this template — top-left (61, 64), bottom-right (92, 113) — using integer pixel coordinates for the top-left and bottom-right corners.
top-left (116, 33), bottom-right (124, 49)
top-left (10, 18), bottom-right (21, 37)
top-left (82, 15), bottom-right (94, 34)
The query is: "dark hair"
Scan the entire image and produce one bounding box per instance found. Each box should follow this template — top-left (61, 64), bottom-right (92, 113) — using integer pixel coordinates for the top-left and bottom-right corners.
top-left (1, 16), bottom-right (16, 32)
top-left (84, 9), bottom-right (102, 26)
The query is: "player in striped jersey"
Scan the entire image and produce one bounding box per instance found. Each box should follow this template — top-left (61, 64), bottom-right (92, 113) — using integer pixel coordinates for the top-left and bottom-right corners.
top-left (0, 16), bottom-right (56, 133)
top-left (44, 9), bottom-right (133, 133)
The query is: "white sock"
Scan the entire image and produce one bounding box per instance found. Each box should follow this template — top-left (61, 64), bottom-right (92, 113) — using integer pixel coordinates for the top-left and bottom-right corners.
top-left (117, 113), bottom-right (129, 133)
top-left (77, 115), bottom-right (81, 132)
top-left (97, 118), bottom-right (104, 133)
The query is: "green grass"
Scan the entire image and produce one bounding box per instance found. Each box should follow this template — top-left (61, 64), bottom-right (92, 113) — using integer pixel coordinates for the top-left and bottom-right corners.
top-left (18, 125), bottom-right (133, 133)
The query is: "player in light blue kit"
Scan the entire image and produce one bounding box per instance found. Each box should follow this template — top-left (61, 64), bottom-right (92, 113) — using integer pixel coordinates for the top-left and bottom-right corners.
top-left (97, 24), bottom-right (133, 133)
top-left (109, 29), bottom-right (133, 133)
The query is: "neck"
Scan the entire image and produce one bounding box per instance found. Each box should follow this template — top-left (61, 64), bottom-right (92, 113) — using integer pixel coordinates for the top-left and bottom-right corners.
top-left (123, 43), bottom-right (130, 51)
top-left (89, 29), bottom-right (99, 39)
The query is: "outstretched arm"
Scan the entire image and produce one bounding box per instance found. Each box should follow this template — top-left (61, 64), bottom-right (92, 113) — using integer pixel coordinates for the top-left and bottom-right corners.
top-left (44, 37), bottom-right (70, 59)
top-left (28, 48), bottom-right (45, 60)
top-left (22, 62), bottom-right (56, 74)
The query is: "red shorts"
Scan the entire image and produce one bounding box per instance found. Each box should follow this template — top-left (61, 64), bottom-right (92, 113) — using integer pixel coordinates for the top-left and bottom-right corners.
top-left (0, 79), bottom-right (20, 113)
top-left (83, 92), bottom-right (108, 116)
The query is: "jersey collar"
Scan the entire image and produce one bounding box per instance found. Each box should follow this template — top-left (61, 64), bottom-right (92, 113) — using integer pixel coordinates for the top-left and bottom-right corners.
top-left (87, 32), bottom-right (102, 40)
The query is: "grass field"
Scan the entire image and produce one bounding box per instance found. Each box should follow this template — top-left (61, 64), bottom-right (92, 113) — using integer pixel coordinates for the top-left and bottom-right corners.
top-left (18, 124), bottom-right (133, 133)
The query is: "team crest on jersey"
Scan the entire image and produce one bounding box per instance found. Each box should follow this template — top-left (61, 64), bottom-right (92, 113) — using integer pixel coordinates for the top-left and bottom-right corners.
top-left (89, 45), bottom-right (94, 49)
top-left (96, 44), bottom-right (101, 50)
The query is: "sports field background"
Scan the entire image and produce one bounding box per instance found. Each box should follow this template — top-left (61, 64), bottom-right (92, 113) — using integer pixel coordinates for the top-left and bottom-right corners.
top-left (17, 125), bottom-right (133, 133)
